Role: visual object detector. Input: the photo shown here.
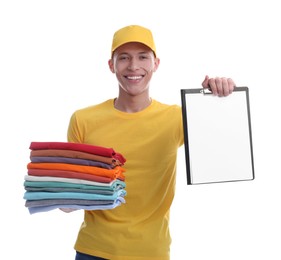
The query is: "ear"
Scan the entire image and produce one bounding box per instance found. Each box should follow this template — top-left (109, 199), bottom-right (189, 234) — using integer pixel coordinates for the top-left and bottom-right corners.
top-left (108, 59), bottom-right (115, 73)
top-left (153, 57), bottom-right (160, 72)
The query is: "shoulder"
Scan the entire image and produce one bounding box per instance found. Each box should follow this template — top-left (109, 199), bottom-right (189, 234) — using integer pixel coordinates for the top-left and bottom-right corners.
top-left (76, 99), bottom-right (113, 113)
top-left (152, 100), bottom-right (182, 114)
top-left (150, 100), bottom-right (183, 126)
top-left (151, 100), bottom-right (184, 146)
top-left (69, 99), bottom-right (114, 126)
top-left (72, 99), bottom-right (113, 117)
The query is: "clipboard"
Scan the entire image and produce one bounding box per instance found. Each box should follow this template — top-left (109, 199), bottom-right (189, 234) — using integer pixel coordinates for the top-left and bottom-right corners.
top-left (181, 87), bottom-right (255, 185)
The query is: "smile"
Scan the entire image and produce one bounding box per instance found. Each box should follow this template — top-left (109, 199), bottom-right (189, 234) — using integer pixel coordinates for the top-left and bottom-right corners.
top-left (126, 75), bottom-right (143, 80)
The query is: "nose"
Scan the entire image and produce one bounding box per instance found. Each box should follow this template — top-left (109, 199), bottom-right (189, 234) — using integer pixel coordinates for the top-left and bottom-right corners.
top-left (127, 58), bottom-right (139, 71)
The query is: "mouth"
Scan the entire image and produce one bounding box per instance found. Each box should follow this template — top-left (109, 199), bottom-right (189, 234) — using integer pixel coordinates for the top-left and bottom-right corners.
top-left (125, 75), bottom-right (143, 81)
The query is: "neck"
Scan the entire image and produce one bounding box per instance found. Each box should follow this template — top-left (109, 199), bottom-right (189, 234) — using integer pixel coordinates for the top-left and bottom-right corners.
top-left (114, 96), bottom-right (152, 113)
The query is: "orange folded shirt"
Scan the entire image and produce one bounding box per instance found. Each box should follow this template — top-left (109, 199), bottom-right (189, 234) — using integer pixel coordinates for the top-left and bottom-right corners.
top-left (28, 168), bottom-right (112, 183)
top-left (27, 162), bottom-right (125, 181)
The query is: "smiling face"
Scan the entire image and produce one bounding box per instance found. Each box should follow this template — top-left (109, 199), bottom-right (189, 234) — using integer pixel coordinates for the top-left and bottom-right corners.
top-left (108, 42), bottom-right (160, 97)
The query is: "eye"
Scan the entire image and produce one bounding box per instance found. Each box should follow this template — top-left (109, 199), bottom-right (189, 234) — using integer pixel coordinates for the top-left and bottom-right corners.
top-left (118, 55), bottom-right (129, 61)
top-left (139, 55), bottom-right (149, 60)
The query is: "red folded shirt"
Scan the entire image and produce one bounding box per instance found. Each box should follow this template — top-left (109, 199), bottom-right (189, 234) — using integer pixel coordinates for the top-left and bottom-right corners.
top-left (29, 141), bottom-right (126, 165)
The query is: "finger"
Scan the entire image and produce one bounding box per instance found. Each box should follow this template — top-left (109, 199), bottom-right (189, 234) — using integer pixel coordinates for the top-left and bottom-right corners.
top-left (222, 78), bottom-right (236, 96)
top-left (227, 78), bottom-right (236, 93)
top-left (215, 77), bottom-right (224, 96)
top-left (59, 208), bottom-right (76, 213)
top-left (208, 77), bottom-right (218, 96)
top-left (201, 75), bottom-right (209, 88)
top-left (221, 77), bottom-right (230, 96)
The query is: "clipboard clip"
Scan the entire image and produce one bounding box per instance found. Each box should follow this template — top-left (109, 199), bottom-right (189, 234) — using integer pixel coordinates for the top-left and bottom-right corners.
top-left (200, 88), bottom-right (213, 95)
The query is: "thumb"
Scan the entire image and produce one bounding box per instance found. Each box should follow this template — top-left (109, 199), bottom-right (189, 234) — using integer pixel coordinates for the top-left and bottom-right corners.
top-left (201, 75), bottom-right (209, 88)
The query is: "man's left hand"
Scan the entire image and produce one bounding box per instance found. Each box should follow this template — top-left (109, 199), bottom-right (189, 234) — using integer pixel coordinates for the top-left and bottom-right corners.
top-left (202, 75), bottom-right (236, 97)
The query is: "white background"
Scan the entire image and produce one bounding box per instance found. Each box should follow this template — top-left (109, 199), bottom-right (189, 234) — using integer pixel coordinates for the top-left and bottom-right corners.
top-left (1, 0), bottom-right (280, 259)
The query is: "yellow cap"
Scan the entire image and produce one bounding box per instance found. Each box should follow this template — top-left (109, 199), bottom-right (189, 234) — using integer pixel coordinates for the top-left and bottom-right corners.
top-left (111, 25), bottom-right (157, 57)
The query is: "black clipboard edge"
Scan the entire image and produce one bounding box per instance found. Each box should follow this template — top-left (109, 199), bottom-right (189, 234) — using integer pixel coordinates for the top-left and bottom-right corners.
top-left (180, 86), bottom-right (255, 185)
top-left (180, 89), bottom-right (191, 184)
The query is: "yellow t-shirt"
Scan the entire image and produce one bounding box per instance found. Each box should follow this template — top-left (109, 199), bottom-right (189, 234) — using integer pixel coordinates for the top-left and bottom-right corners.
top-left (67, 99), bottom-right (184, 260)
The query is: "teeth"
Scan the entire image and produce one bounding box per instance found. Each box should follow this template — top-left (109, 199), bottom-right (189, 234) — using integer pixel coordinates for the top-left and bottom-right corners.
top-left (127, 76), bottom-right (142, 80)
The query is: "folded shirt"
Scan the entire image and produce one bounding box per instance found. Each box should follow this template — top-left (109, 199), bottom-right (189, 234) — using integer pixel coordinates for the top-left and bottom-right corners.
top-left (30, 149), bottom-right (123, 167)
top-left (30, 156), bottom-right (113, 169)
top-left (29, 141), bottom-right (126, 165)
top-left (23, 178), bottom-right (126, 190)
top-left (23, 189), bottom-right (127, 201)
top-left (25, 198), bottom-right (115, 207)
top-left (27, 168), bottom-right (112, 183)
top-left (24, 175), bottom-right (125, 189)
top-left (27, 197), bottom-right (125, 214)
top-left (27, 162), bottom-right (125, 181)
top-left (24, 187), bottom-right (114, 195)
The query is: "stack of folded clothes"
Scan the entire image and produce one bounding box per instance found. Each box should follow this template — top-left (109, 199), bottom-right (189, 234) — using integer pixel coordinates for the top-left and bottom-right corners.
top-left (23, 141), bottom-right (127, 214)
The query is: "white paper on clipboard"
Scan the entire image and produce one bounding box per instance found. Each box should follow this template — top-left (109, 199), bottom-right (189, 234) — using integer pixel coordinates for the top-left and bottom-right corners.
top-left (181, 87), bottom-right (255, 185)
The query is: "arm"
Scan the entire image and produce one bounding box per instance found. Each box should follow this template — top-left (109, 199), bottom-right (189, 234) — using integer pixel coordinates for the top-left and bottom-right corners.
top-left (67, 112), bottom-right (84, 143)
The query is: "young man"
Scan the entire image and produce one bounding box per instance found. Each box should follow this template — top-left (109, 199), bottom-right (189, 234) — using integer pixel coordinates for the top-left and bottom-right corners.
top-left (63, 25), bottom-right (235, 260)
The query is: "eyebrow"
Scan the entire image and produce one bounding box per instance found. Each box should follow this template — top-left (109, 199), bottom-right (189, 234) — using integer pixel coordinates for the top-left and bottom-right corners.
top-left (118, 51), bottom-right (150, 56)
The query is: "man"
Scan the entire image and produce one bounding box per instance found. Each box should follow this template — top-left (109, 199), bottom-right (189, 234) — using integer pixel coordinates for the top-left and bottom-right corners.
top-left (63, 25), bottom-right (235, 260)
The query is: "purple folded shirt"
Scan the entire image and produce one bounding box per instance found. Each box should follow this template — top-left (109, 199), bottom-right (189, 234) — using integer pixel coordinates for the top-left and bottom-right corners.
top-left (30, 156), bottom-right (112, 169)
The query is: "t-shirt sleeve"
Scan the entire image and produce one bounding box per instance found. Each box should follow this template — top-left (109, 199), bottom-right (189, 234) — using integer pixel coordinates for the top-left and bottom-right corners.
top-left (67, 112), bottom-right (83, 143)
top-left (177, 106), bottom-right (184, 147)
